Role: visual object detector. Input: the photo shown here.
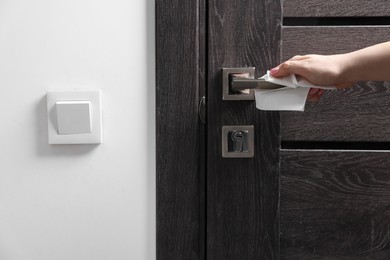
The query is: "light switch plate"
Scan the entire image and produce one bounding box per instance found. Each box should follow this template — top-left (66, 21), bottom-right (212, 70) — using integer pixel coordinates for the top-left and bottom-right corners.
top-left (56, 101), bottom-right (92, 134)
top-left (47, 90), bottom-right (102, 144)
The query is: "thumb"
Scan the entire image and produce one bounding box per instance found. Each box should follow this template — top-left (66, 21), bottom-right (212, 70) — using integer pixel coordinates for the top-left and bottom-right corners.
top-left (271, 61), bottom-right (305, 78)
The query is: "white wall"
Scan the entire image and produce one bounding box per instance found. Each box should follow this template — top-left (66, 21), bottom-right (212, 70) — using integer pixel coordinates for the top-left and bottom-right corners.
top-left (0, 0), bottom-right (155, 259)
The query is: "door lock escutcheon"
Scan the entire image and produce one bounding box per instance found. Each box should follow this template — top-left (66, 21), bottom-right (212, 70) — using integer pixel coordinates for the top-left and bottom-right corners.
top-left (222, 125), bottom-right (254, 158)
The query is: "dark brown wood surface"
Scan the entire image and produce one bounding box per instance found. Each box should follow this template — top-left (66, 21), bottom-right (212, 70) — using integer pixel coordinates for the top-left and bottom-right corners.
top-left (282, 26), bottom-right (390, 60)
top-left (156, 0), bottom-right (204, 259)
top-left (281, 151), bottom-right (390, 259)
top-left (281, 26), bottom-right (390, 141)
top-left (283, 0), bottom-right (390, 17)
top-left (207, 0), bottom-right (281, 259)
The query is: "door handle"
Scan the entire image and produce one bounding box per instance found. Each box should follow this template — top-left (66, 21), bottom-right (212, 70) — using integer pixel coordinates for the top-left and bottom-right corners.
top-left (222, 67), bottom-right (283, 100)
top-left (230, 77), bottom-right (284, 91)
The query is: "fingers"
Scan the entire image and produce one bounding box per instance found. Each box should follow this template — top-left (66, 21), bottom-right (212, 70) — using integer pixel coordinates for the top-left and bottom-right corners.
top-left (270, 55), bottom-right (309, 77)
top-left (309, 88), bottom-right (320, 96)
top-left (308, 94), bottom-right (321, 102)
top-left (270, 60), bottom-right (307, 78)
top-left (308, 88), bottom-right (325, 102)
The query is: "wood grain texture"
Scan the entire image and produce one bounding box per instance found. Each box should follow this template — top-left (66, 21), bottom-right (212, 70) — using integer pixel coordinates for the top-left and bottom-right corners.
top-left (156, 0), bottom-right (204, 259)
top-left (282, 26), bottom-right (390, 60)
top-left (283, 0), bottom-right (390, 17)
top-left (281, 151), bottom-right (390, 259)
top-left (207, 1), bottom-right (281, 259)
top-left (281, 26), bottom-right (390, 141)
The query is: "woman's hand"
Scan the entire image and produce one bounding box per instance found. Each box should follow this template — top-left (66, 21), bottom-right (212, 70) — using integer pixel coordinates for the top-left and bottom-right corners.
top-left (270, 42), bottom-right (390, 101)
top-left (270, 54), bottom-right (355, 101)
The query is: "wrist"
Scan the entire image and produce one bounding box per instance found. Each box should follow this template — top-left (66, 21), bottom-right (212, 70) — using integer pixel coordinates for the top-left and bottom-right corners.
top-left (335, 53), bottom-right (357, 83)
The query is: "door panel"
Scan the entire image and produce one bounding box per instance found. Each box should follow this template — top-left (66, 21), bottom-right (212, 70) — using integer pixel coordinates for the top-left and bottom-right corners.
top-left (281, 26), bottom-right (390, 141)
top-left (283, 0), bottom-right (390, 17)
top-left (281, 151), bottom-right (390, 259)
top-left (282, 27), bottom-right (390, 60)
top-left (207, 0), bottom-right (281, 259)
top-left (281, 81), bottom-right (390, 142)
top-left (156, 0), bottom-right (204, 259)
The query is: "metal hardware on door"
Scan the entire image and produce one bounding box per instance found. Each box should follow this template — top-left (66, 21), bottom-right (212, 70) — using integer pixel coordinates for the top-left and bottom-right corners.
top-left (198, 96), bottom-right (206, 124)
top-left (222, 125), bottom-right (254, 158)
top-left (222, 67), bottom-right (283, 101)
top-left (222, 68), bottom-right (255, 100)
top-left (231, 131), bottom-right (245, 152)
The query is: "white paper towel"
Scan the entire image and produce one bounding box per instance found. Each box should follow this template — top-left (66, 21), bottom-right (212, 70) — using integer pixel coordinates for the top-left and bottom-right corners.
top-left (254, 71), bottom-right (336, 111)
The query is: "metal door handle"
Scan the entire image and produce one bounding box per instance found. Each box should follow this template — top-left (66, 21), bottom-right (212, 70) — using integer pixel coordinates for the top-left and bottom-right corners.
top-left (222, 67), bottom-right (283, 100)
top-left (230, 77), bottom-right (284, 91)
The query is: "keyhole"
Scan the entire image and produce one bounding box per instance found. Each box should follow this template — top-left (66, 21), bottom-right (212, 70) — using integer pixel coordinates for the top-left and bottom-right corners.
top-left (231, 131), bottom-right (245, 152)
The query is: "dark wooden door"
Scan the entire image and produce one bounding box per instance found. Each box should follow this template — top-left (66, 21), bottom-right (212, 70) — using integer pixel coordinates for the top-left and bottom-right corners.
top-left (157, 0), bottom-right (390, 259)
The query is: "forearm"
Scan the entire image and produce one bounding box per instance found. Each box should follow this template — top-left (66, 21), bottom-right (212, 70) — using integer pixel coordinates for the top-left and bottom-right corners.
top-left (340, 41), bottom-right (390, 82)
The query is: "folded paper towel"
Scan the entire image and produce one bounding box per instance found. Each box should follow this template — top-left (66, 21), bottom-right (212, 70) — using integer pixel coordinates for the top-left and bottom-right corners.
top-left (254, 71), bottom-right (336, 111)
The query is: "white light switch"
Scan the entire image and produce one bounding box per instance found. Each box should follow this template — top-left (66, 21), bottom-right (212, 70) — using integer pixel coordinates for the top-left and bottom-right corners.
top-left (56, 101), bottom-right (91, 134)
top-left (47, 90), bottom-right (102, 144)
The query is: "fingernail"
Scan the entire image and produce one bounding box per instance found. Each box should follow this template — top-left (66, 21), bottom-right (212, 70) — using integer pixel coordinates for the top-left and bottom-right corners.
top-left (270, 67), bottom-right (279, 76)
